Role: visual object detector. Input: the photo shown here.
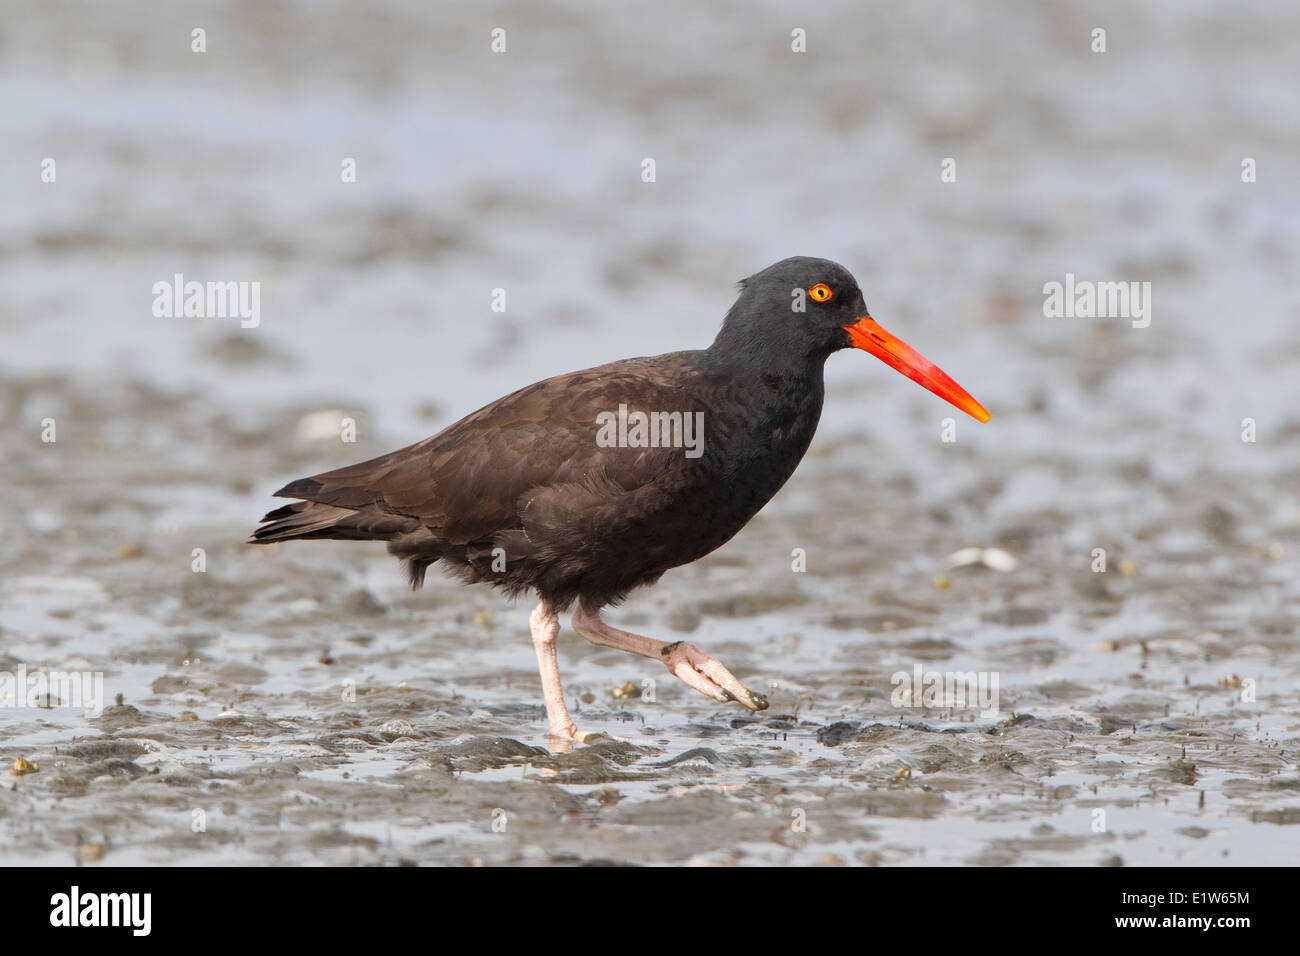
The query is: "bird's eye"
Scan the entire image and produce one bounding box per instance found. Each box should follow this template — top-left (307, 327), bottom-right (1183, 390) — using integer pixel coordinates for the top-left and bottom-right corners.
top-left (809, 283), bottom-right (833, 303)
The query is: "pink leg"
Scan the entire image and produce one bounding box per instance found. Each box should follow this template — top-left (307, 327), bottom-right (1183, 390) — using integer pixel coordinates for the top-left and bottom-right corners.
top-left (571, 602), bottom-right (768, 711)
top-left (529, 601), bottom-right (591, 746)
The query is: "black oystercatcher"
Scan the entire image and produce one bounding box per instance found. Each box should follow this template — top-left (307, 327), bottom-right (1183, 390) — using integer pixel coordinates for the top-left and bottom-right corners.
top-left (250, 257), bottom-right (989, 743)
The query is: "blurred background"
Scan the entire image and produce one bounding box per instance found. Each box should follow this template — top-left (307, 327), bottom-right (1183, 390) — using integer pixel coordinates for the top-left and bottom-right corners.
top-left (1, 1), bottom-right (1298, 865)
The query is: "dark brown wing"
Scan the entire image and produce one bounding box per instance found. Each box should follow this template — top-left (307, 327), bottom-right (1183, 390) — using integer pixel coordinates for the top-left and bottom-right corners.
top-left (252, 351), bottom-right (708, 547)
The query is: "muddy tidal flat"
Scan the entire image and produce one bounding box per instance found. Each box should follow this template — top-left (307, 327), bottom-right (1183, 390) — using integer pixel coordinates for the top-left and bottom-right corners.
top-left (2, 0), bottom-right (1300, 866)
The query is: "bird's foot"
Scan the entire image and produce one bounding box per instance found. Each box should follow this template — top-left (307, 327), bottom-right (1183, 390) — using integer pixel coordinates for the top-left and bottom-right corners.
top-left (545, 724), bottom-right (631, 755)
top-left (555, 724), bottom-right (593, 742)
top-left (545, 722), bottom-right (595, 754)
top-left (660, 642), bottom-right (769, 711)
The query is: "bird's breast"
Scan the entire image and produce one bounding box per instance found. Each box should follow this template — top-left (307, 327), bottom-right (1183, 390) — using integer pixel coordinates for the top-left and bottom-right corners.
top-left (647, 379), bottom-right (823, 561)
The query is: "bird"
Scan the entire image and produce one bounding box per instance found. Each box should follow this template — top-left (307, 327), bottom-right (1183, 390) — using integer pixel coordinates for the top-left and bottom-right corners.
top-left (250, 256), bottom-right (989, 745)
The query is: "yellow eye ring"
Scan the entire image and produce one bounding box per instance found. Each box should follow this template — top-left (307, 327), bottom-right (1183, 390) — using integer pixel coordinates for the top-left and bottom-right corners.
top-left (809, 283), bottom-right (833, 302)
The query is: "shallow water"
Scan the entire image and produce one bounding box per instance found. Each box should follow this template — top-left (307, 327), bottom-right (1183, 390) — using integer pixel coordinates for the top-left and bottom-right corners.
top-left (1, 1), bottom-right (1298, 865)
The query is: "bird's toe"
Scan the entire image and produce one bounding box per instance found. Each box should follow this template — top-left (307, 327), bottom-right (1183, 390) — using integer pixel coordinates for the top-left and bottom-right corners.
top-left (664, 641), bottom-right (763, 710)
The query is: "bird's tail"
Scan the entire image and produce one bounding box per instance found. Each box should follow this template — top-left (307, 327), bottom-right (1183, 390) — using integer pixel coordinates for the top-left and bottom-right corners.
top-left (248, 501), bottom-right (418, 544)
top-left (249, 500), bottom-right (442, 590)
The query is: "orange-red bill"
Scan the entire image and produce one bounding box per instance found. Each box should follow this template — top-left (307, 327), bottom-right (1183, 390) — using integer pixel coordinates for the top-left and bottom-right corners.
top-left (843, 316), bottom-right (991, 423)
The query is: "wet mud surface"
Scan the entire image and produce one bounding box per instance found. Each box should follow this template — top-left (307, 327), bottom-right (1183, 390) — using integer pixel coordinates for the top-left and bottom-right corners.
top-left (4, 371), bottom-right (1298, 865)
top-left (2, 1), bottom-right (1299, 865)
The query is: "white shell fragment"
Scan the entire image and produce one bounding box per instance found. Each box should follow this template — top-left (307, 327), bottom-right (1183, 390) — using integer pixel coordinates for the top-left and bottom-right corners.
top-left (945, 547), bottom-right (1019, 572)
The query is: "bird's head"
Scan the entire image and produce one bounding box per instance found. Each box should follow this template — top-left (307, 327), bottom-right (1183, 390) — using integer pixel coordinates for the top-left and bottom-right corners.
top-left (714, 256), bottom-right (990, 423)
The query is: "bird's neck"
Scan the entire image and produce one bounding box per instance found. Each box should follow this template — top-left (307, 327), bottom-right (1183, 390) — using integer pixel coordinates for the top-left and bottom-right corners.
top-left (695, 342), bottom-right (828, 454)
top-left (700, 329), bottom-right (833, 384)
